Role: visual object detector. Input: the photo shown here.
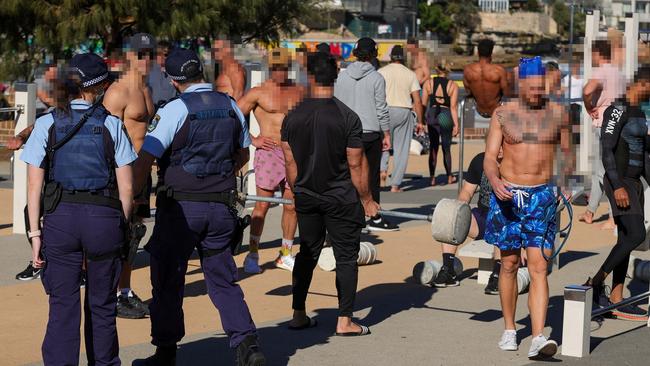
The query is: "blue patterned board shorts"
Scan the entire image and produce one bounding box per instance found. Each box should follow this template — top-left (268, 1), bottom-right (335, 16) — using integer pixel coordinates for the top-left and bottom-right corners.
top-left (484, 184), bottom-right (557, 251)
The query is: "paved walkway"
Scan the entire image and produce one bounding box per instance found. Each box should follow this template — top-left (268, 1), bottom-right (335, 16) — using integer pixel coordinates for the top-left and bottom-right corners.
top-left (2, 143), bottom-right (650, 365)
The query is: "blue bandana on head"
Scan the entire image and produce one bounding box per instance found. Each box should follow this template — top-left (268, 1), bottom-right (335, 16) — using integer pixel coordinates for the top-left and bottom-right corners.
top-left (519, 56), bottom-right (546, 79)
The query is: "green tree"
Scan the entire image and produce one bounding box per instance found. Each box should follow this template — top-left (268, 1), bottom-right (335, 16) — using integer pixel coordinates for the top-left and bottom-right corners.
top-left (0, 0), bottom-right (317, 81)
top-left (418, 0), bottom-right (480, 47)
top-left (419, 3), bottom-right (453, 35)
top-left (552, 0), bottom-right (587, 39)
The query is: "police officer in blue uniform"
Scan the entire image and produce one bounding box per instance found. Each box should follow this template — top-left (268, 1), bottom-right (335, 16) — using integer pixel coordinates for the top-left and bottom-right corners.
top-left (22, 53), bottom-right (137, 366)
top-left (133, 48), bottom-right (265, 366)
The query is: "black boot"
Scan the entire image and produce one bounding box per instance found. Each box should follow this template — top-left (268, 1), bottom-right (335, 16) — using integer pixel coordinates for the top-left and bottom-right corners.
top-left (236, 335), bottom-right (266, 366)
top-left (135, 345), bottom-right (176, 366)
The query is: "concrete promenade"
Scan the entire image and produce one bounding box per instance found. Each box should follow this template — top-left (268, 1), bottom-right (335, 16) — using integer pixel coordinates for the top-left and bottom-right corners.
top-left (1, 141), bottom-right (649, 365)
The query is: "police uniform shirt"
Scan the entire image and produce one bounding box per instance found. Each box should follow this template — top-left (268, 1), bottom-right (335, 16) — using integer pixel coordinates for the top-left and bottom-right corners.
top-left (141, 83), bottom-right (251, 159)
top-left (21, 99), bottom-right (137, 168)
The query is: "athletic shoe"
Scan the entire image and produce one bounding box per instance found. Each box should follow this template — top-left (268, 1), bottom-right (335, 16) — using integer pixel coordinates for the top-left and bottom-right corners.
top-left (80, 270), bottom-right (87, 288)
top-left (244, 252), bottom-right (262, 274)
top-left (527, 334), bottom-right (557, 359)
top-left (484, 273), bottom-right (499, 295)
top-left (117, 293), bottom-right (146, 319)
top-left (128, 291), bottom-right (150, 316)
top-left (15, 261), bottom-right (41, 281)
top-left (433, 266), bottom-right (459, 288)
top-left (366, 216), bottom-right (399, 232)
top-left (236, 335), bottom-right (266, 366)
top-left (275, 254), bottom-right (295, 272)
top-left (612, 304), bottom-right (649, 322)
top-left (498, 330), bottom-right (518, 351)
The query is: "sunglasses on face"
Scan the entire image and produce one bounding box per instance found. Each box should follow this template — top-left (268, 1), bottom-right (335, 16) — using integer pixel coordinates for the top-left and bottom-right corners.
top-left (271, 66), bottom-right (289, 72)
top-left (137, 50), bottom-right (154, 60)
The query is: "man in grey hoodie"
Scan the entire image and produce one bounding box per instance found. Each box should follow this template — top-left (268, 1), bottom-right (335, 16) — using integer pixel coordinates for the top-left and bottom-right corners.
top-left (334, 37), bottom-right (398, 231)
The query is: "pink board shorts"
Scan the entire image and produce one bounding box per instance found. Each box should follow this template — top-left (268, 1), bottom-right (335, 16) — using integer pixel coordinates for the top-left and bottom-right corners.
top-left (253, 147), bottom-right (289, 191)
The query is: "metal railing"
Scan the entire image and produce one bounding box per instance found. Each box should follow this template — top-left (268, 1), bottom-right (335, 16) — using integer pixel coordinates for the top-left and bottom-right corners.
top-left (592, 290), bottom-right (650, 318)
top-left (1, 106), bottom-right (24, 183)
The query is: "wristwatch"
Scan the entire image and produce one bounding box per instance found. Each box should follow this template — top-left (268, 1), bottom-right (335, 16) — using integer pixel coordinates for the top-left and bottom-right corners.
top-left (28, 230), bottom-right (42, 239)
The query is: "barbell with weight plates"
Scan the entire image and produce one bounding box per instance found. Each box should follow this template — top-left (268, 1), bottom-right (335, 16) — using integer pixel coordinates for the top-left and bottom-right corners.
top-left (240, 194), bottom-right (472, 245)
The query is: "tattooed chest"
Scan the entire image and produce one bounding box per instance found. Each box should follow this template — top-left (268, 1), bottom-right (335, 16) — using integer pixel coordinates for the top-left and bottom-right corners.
top-left (500, 111), bottom-right (560, 144)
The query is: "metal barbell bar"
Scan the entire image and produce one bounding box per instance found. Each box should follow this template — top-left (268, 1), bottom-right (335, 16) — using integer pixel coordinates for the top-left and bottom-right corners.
top-left (244, 194), bottom-right (433, 222)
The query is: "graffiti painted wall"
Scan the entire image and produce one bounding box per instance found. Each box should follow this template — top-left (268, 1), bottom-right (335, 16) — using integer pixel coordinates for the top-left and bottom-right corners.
top-left (280, 39), bottom-right (406, 62)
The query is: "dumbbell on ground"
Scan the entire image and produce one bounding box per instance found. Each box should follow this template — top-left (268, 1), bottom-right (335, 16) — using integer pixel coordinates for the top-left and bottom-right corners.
top-left (413, 260), bottom-right (530, 294)
top-left (412, 259), bottom-right (464, 286)
top-left (318, 242), bottom-right (377, 271)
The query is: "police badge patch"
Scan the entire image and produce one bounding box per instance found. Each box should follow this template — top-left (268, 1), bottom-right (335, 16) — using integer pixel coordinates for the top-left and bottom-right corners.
top-left (148, 114), bottom-right (160, 132)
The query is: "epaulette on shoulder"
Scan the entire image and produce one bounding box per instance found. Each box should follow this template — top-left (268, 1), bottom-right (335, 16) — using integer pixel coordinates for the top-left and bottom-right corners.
top-left (156, 96), bottom-right (180, 111)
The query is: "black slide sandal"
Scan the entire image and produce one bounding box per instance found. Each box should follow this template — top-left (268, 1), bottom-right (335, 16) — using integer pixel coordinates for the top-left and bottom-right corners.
top-left (334, 324), bottom-right (371, 337)
top-left (288, 316), bottom-right (318, 330)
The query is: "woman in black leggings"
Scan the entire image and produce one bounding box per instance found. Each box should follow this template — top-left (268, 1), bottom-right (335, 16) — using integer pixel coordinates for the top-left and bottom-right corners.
top-left (585, 68), bottom-right (650, 320)
top-left (422, 62), bottom-right (459, 186)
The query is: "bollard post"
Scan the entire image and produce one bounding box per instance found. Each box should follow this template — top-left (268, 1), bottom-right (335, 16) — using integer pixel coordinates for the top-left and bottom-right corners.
top-left (579, 10), bottom-right (599, 174)
top-left (247, 69), bottom-right (263, 197)
top-left (624, 12), bottom-right (639, 80)
top-left (12, 83), bottom-right (36, 235)
top-left (562, 285), bottom-right (592, 357)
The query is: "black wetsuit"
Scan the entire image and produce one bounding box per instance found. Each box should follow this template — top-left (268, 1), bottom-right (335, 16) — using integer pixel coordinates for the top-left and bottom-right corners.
top-left (599, 101), bottom-right (648, 283)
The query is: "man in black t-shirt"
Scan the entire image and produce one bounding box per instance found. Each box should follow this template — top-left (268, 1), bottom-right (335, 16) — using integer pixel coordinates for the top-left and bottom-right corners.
top-left (433, 151), bottom-right (503, 295)
top-left (281, 52), bottom-right (379, 336)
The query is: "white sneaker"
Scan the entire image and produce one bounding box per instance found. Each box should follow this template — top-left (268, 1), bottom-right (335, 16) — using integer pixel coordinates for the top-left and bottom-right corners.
top-left (244, 252), bottom-right (262, 274)
top-left (275, 254), bottom-right (295, 271)
top-left (498, 330), bottom-right (518, 351)
top-left (528, 334), bottom-right (558, 359)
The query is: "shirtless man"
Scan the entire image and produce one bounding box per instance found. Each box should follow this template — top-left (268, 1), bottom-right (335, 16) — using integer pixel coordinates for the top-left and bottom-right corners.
top-left (213, 38), bottom-right (246, 100)
top-left (237, 48), bottom-right (306, 274)
top-left (406, 37), bottom-right (431, 86)
top-left (103, 33), bottom-right (156, 319)
top-left (484, 57), bottom-right (573, 360)
top-left (463, 39), bottom-right (509, 118)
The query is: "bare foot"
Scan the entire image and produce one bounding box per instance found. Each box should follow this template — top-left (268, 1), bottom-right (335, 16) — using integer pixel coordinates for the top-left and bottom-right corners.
top-left (430, 177), bottom-right (437, 186)
top-left (599, 218), bottom-right (616, 230)
top-left (578, 210), bottom-right (594, 224)
top-left (390, 186), bottom-right (403, 193)
top-left (447, 175), bottom-right (457, 184)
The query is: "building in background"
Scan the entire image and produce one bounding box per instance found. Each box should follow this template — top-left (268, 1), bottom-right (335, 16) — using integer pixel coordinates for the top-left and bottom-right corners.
top-left (478, 0), bottom-right (510, 12)
top-left (605, 0), bottom-right (650, 30)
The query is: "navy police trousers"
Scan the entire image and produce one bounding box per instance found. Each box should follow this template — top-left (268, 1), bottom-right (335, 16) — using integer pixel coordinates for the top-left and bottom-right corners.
top-left (145, 200), bottom-right (257, 349)
top-left (41, 203), bottom-right (124, 366)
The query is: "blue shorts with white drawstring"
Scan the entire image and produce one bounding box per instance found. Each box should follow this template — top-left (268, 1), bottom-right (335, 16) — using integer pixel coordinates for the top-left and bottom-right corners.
top-left (484, 184), bottom-right (557, 251)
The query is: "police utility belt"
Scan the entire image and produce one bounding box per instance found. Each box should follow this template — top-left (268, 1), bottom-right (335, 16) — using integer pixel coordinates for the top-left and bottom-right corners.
top-left (156, 186), bottom-right (248, 257)
top-left (156, 185), bottom-right (237, 207)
